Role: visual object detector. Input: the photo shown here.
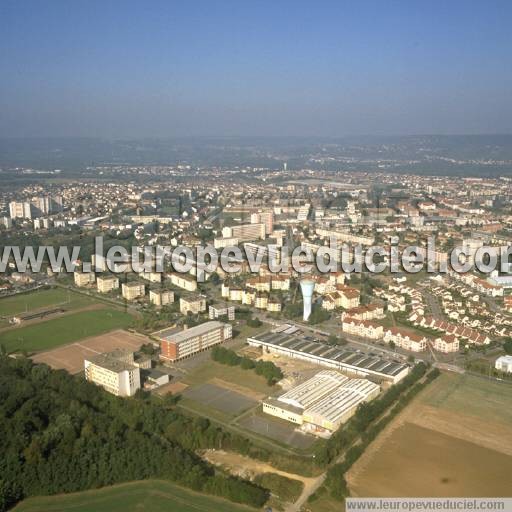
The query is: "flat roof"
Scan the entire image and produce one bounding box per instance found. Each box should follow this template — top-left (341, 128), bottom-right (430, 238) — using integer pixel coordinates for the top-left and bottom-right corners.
top-left (305, 379), bottom-right (380, 424)
top-left (277, 370), bottom-right (348, 409)
top-left (249, 331), bottom-right (408, 378)
top-left (86, 353), bottom-right (135, 373)
top-left (154, 320), bottom-right (226, 344)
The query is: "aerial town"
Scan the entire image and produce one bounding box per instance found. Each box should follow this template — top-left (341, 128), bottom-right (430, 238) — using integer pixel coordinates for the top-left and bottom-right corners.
top-left (2, 1), bottom-right (512, 510)
top-left (1, 163), bottom-right (511, 510)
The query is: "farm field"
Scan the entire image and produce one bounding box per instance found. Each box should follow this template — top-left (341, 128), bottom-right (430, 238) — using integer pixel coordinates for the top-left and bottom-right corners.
top-left (349, 422), bottom-right (512, 497)
top-left (0, 288), bottom-right (94, 316)
top-left (13, 479), bottom-right (252, 512)
top-left (347, 372), bottom-right (512, 497)
top-left (0, 309), bottom-right (133, 353)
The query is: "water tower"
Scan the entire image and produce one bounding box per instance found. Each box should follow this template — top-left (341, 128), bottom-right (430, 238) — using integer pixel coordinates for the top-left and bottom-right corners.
top-left (300, 279), bottom-right (315, 322)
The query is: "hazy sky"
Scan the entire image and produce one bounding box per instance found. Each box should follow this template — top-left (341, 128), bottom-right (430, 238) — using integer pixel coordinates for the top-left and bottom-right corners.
top-left (1, 0), bottom-right (511, 137)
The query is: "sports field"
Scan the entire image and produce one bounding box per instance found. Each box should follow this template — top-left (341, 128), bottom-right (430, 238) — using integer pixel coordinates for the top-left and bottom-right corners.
top-left (0, 309), bottom-right (133, 353)
top-left (0, 288), bottom-right (93, 316)
top-left (13, 480), bottom-right (252, 512)
top-left (347, 372), bottom-right (512, 497)
top-left (32, 329), bottom-right (147, 373)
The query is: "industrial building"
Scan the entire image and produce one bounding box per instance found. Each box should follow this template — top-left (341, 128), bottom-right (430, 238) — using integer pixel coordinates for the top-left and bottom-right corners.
top-left (495, 355), bottom-right (512, 373)
top-left (262, 370), bottom-right (380, 434)
top-left (156, 320), bottom-right (232, 362)
top-left (247, 327), bottom-right (409, 383)
top-left (303, 378), bottom-right (380, 432)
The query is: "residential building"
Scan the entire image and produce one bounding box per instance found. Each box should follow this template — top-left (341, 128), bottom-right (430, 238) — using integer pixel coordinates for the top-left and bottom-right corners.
top-left (433, 334), bottom-right (459, 353)
top-left (157, 321), bottom-right (232, 362)
top-left (168, 272), bottom-right (197, 291)
top-left (122, 282), bottom-right (145, 301)
top-left (96, 275), bottom-right (119, 293)
top-left (180, 294), bottom-right (207, 315)
top-left (149, 289), bottom-right (174, 306)
top-left (84, 349), bottom-right (141, 397)
top-left (74, 271), bottom-right (95, 287)
top-left (209, 304), bottom-right (235, 320)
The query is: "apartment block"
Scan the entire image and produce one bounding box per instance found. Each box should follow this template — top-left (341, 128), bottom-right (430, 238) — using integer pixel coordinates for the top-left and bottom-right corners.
top-left (74, 271), bottom-right (96, 287)
top-left (180, 294), bottom-right (207, 315)
top-left (84, 349), bottom-right (141, 397)
top-left (157, 321), bottom-right (232, 362)
top-left (149, 289), bottom-right (174, 306)
top-left (122, 282), bottom-right (145, 300)
top-left (96, 275), bottom-right (120, 293)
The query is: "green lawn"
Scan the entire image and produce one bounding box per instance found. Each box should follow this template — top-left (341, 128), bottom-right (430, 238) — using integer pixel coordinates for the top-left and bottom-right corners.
top-left (0, 309), bottom-right (133, 353)
top-left (418, 372), bottom-right (512, 424)
top-left (183, 360), bottom-right (276, 395)
top-left (13, 480), bottom-right (253, 512)
top-left (0, 288), bottom-right (94, 316)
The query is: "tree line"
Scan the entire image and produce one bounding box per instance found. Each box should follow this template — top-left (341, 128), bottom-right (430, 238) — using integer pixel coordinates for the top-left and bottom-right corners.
top-left (211, 346), bottom-right (283, 385)
top-left (0, 356), bottom-right (269, 511)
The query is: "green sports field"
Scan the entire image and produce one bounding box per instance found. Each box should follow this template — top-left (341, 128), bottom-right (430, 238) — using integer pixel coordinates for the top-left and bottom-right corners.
top-left (0, 308), bottom-right (133, 353)
top-left (13, 480), bottom-right (253, 512)
top-left (0, 288), bottom-right (94, 316)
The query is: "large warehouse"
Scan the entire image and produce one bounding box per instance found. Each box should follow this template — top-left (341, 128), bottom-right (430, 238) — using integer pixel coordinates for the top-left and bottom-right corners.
top-left (248, 328), bottom-right (409, 383)
top-left (262, 370), bottom-right (380, 434)
top-left (303, 378), bottom-right (380, 432)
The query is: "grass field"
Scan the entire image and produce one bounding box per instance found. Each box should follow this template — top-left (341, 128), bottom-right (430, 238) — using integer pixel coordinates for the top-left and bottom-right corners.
top-left (183, 361), bottom-right (276, 395)
top-left (13, 480), bottom-right (253, 512)
top-left (418, 372), bottom-right (512, 424)
top-left (0, 288), bottom-right (94, 316)
top-left (0, 309), bottom-right (133, 353)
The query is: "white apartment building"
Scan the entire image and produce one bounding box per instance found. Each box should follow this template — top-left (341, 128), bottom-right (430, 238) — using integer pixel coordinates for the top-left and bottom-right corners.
top-left (84, 349), bottom-right (141, 397)
top-left (168, 272), bottom-right (198, 291)
top-left (122, 282), bottom-right (145, 300)
top-left (74, 271), bottom-right (96, 287)
top-left (222, 222), bottom-right (265, 242)
top-left (149, 289), bottom-right (174, 306)
top-left (96, 275), bottom-right (119, 293)
top-left (180, 294), bottom-right (207, 315)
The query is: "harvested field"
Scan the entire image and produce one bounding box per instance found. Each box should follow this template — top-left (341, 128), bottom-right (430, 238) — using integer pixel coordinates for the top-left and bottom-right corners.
top-left (347, 372), bottom-right (512, 498)
top-left (32, 330), bottom-right (149, 373)
top-left (349, 422), bottom-right (512, 497)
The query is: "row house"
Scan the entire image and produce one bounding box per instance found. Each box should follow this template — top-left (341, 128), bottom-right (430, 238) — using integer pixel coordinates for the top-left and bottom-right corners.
top-left (433, 334), bottom-right (460, 353)
top-left (341, 303), bottom-right (385, 321)
top-left (383, 327), bottom-right (428, 352)
top-left (342, 316), bottom-right (384, 340)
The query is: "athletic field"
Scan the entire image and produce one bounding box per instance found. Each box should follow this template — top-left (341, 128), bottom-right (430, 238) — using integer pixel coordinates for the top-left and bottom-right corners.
top-left (13, 480), bottom-right (253, 512)
top-left (0, 309), bottom-right (133, 353)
